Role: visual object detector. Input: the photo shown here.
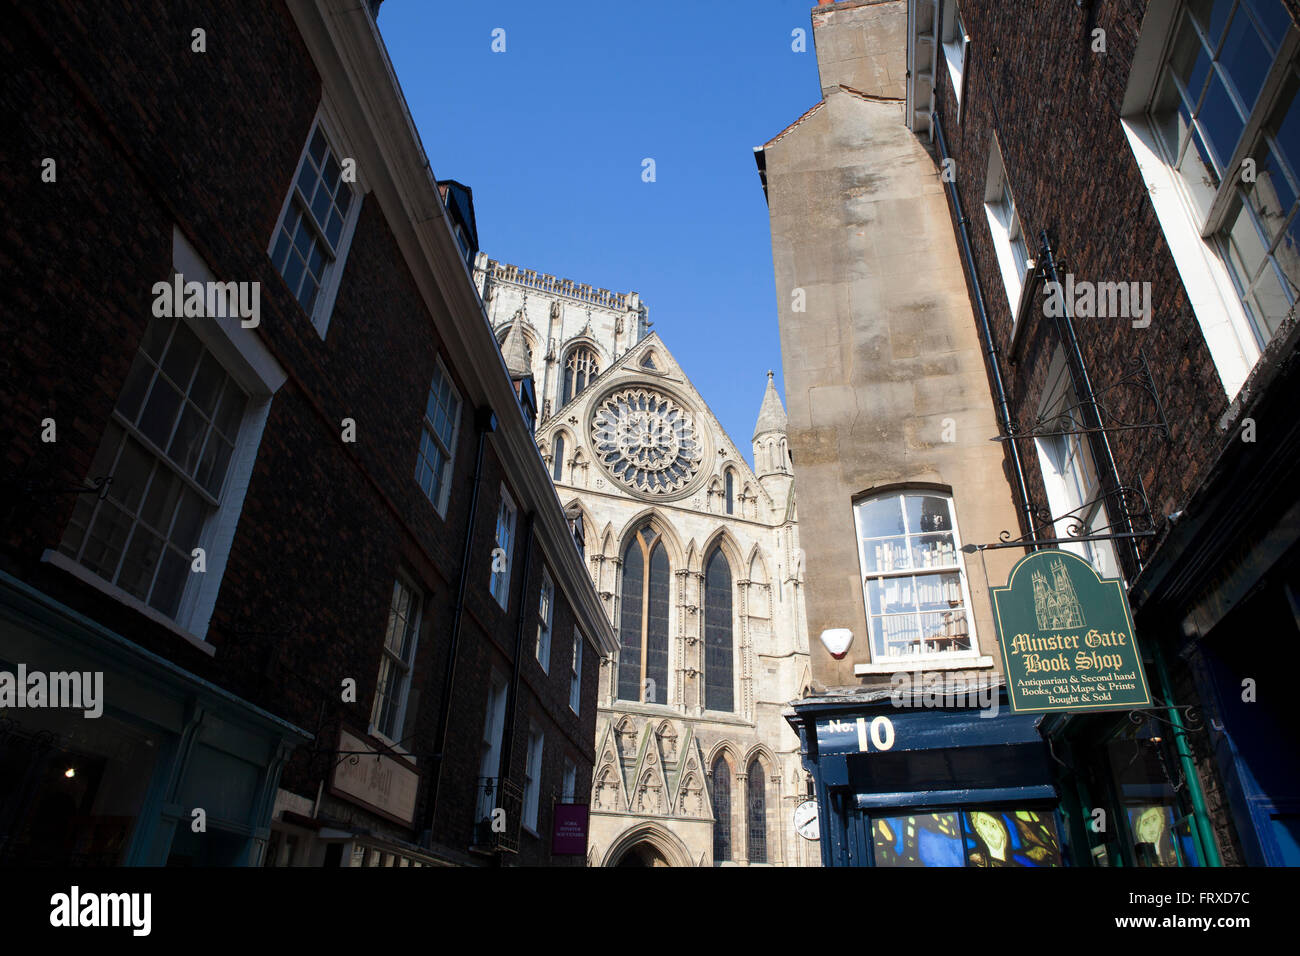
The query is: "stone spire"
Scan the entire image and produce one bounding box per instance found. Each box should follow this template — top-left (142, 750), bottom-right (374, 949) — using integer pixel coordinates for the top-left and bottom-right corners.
top-left (752, 370), bottom-right (788, 441)
top-left (753, 371), bottom-right (792, 506)
top-left (502, 309), bottom-right (532, 378)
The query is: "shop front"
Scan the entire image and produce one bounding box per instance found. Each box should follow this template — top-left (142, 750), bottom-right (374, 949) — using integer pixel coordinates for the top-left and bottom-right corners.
top-left (0, 571), bottom-right (310, 865)
top-left (787, 685), bottom-right (1066, 867)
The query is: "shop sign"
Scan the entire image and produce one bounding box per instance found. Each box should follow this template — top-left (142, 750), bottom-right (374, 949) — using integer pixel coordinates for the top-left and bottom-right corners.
top-left (992, 550), bottom-right (1151, 714)
top-left (814, 715), bottom-right (896, 754)
top-left (552, 803), bottom-right (589, 856)
top-left (331, 729), bottom-right (419, 825)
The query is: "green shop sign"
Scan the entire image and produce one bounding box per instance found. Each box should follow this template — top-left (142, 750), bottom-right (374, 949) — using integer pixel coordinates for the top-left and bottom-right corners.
top-left (992, 549), bottom-right (1151, 714)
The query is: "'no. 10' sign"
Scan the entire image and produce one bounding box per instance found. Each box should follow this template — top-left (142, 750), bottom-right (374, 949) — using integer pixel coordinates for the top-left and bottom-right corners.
top-left (816, 715), bottom-right (895, 753)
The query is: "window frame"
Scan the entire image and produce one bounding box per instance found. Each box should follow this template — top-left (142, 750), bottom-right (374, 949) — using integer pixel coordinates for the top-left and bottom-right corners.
top-left (562, 757), bottom-right (578, 803)
top-left (701, 546), bottom-right (736, 715)
top-left (369, 572), bottom-right (424, 747)
top-left (523, 723), bottom-right (544, 833)
top-left (1121, 0), bottom-right (1300, 398)
top-left (536, 567), bottom-right (554, 671)
top-left (46, 227), bottom-right (285, 649)
top-left (569, 627), bottom-right (583, 714)
top-left (490, 484), bottom-right (518, 609)
top-left (266, 105), bottom-right (364, 339)
top-left (983, 137), bottom-right (1036, 335)
top-left (940, 0), bottom-right (970, 116)
top-left (852, 489), bottom-right (983, 667)
top-left (416, 355), bottom-right (462, 519)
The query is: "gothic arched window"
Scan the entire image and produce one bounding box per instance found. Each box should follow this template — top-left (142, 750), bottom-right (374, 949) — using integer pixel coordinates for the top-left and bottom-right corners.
top-left (551, 433), bottom-right (565, 482)
top-left (561, 345), bottom-right (599, 406)
top-left (712, 756), bottom-right (732, 863)
top-left (747, 759), bottom-right (767, 863)
top-left (703, 547), bottom-right (733, 712)
top-left (617, 525), bottom-right (669, 703)
top-left (724, 471), bottom-right (735, 515)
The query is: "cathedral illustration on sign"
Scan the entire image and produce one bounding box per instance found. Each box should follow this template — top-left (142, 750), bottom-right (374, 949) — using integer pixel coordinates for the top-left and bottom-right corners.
top-left (476, 255), bottom-right (816, 866)
top-left (1032, 558), bottom-right (1085, 631)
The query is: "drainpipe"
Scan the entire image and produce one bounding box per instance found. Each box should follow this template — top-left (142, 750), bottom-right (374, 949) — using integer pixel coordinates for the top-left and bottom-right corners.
top-left (427, 405), bottom-right (497, 835)
top-left (1153, 647), bottom-right (1222, 867)
top-left (1036, 232), bottom-right (1142, 573)
top-left (932, 111), bottom-right (1037, 542)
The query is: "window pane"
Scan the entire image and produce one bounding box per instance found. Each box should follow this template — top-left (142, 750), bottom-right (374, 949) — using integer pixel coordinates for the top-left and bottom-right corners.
top-left (116, 351), bottom-right (156, 422)
top-left (118, 525), bottom-right (163, 600)
top-left (1170, 13), bottom-right (1214, 108)
top-left (746, 760), bottom-right (767, 863)
top-left (140, 313), bottom-right (174, 361)
top-left (703, 549), bottom-right (733, 712)
top-left (1245, 258), bottom-right (1292, 339)
top-left (195, 433), bottom-right (234, 497)
top-left (1177, 125), bottom-right (1221, 221)
top-left (139, 463), bottom-right (182, 533)
top-left (712, 759), bottom-right (732, 863)
top-left (149, 547), bottom-right (189, 617)
top-left (170, 487), bottom-right (206, 545)
top-left (873, 812), bottom-right (963, 867)
top-left (137, 378), bottom-right (183, 450)
top-left (1199, 71), bottom-right (1247, 173)
top-left (167, 404), bottom-right (208, 475)
top-left (1219, 2), bottom-right (1273, 114)
top-left (109, 436), bottom-right (155, 513)
top-left (1244, 0), bottom-right (1292, 53)
top-left (1224, 197), bottom-right (1272, 288)
top-left (617, 537), bottom-right (644, 702)
top-left (161, 322), bottom-right (203, 391)
top-left (1187, 0), bottom-right (1233, 46)
top-left (646, 543), bottom-right (670, 704)
top-left (857, 495), bottom-right (904, 538)
top-left (80, 502), bottom-right (133, 578)
top-left (963, 810), bottom-right (1063, 867)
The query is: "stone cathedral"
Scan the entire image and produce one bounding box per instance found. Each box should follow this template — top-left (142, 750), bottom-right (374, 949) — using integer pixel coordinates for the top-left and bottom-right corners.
top-left (475, 255), bottom-right (817, 867)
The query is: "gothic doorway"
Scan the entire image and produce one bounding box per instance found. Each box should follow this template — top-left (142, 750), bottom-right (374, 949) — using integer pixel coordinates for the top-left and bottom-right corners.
top-left (613, 842), bottom-right (670, 867)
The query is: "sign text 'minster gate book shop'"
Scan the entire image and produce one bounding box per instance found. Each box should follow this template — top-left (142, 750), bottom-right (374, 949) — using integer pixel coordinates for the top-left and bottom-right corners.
top-left (992, 550), bottom-right (1151, 714)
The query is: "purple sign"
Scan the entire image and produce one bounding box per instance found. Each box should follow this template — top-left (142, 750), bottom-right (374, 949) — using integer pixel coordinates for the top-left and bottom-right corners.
top-left (551, 803), bottom-right (589, 856)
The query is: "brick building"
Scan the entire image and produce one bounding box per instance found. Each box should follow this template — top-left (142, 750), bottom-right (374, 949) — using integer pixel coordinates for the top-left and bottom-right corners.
top-left (759, 0), bottom-right (1300, 866)
top-left (0, 0), bottom-right (616, 866)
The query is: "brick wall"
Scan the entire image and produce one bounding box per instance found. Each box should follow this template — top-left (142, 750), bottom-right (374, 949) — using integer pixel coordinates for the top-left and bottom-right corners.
top-left (0, 0), bottom-right (597, 864)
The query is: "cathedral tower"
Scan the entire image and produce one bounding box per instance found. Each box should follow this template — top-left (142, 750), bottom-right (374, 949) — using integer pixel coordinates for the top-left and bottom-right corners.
top-left (484, 258), bottom-right (816, 867)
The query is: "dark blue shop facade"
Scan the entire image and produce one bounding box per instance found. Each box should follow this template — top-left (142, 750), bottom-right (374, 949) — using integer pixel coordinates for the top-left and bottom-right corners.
top-left (787, 686), bottom-right (1068, 867)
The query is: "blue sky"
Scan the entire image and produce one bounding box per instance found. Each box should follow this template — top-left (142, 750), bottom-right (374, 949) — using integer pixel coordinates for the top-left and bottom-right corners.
top-left (377, 2), bottom-right (822, 464)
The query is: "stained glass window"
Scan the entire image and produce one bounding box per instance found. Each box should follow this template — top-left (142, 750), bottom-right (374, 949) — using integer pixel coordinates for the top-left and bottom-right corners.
top-left (561, 345), bottom-right (599, 406)
top-left (871, 808), bottom-right (1063, 867)
top-left (725, 471), bottom-right (735, 514)
top-left (712, 757), bottom-right (732, 863)
top-left (747, 759), bottom-right (767, 863)
top-left (703, 548), bottom-right (734, 712)
top-left (617, 526), bottom-right (670, 703)
top-left (552, 433), bottom-right (565, 482)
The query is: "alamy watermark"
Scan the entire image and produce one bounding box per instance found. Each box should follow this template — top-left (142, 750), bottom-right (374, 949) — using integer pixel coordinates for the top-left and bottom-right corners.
top-left (0, 664), bottom-right (103, 718)
top-left (890, 670), bottom-right (999, 718)
top-left (152, 272), bottom-right (260, 327)
top-left (1044, 273), bottom-right (1151, 329)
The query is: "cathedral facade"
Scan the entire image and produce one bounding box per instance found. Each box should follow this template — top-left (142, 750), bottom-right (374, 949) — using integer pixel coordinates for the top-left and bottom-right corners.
top-left (475, 255), bottom-right (817, 866)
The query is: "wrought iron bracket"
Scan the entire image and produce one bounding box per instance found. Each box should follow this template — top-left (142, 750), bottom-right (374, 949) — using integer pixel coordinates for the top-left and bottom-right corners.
top-left (993, 350), bottom-right (1169, 444)
top-left (962, 483), bottom-right (1161, 552)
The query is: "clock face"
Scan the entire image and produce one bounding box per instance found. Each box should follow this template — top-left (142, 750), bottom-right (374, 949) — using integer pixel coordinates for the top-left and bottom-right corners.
top-left (794, 799), bottom-right (820, 841)
top-left (591, 388), bottom-right (702, 496)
